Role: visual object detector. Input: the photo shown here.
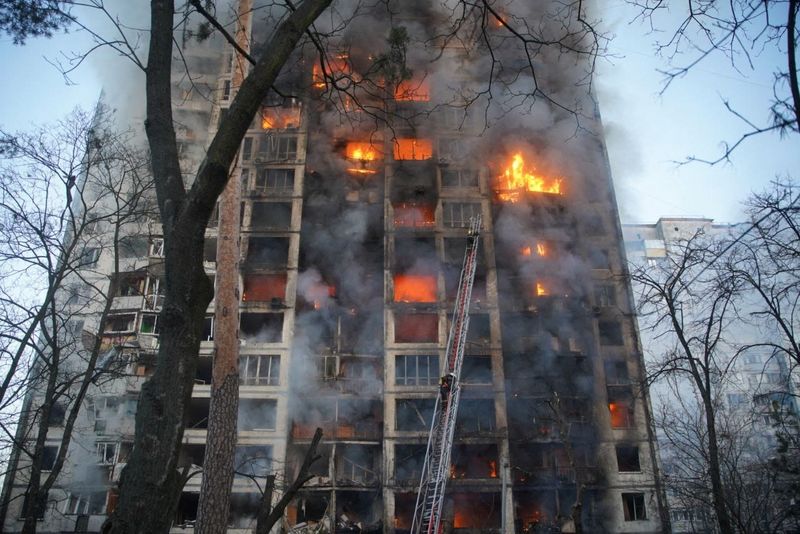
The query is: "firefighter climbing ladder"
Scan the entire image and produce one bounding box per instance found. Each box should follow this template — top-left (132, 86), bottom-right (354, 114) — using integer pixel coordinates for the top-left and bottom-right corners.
top-left (411, 215), bottom-right (482, 534)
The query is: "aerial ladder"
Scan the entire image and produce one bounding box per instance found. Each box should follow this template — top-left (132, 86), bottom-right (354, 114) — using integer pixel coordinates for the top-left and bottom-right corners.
top-left (411, 215), bottom-right (482, 534)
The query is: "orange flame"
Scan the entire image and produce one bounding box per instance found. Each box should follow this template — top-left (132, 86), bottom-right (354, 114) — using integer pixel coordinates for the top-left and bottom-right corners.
top-left (497, 153), bottom-right (563, 202)
top-left (521, 246), bottom-right (532, 256)
top-left (536, 283), bottom-right (548, 297)
top-left (312, 55), bottom-right (351, 89)
top-left (395, 78), bottom-right (430, 101)
top-left (345, 142), bottom-right (381, 175)
top-left (394, 138), bottom-right (433, 160)
top-left (261, 107), bottom-right (301, 129)
top-left (536, 243), bottom-right (547, 256)
top-left (394, 275), bottom-right (437, 303)
top-left (489, 459), bottom-right (498, 478)
top-left (393, 203), bottom-right (435, 228)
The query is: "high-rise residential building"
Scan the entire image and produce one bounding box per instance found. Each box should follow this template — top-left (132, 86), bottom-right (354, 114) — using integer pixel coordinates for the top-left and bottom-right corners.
top-left (2, 4), bottom-right (667, 532)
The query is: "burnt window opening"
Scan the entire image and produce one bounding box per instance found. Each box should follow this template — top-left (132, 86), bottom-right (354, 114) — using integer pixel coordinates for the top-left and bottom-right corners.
top-left (395, 313), bottom-right (438, 343)
top-left (450, 312), bottom-right (490, 345)
top-left (393, 202), bottom-right (436, 228)
top-left (391, 163), bottom-right (437, 202)
top-left (175, 493), bottom-right (199, 527)
top-left (255, 167), bottom-right (294, 194)
top-left (442, 201), bottom-right (481, 228)
top-left (441, 168), bottom-right (478, 188)
top-left (622, 492), bottom-right (647, 521)
top-left (394, 493), bottom-right (416, 530)
top-left (396, 398), bottom-right (435, 431)
top-left (203, 238), bottom-right (217, 263)
top-left (594, 284), bottom-right (617, 307)
top-left (41, 445), bottom-right (58, 471)
top-left (242, 274), bottom-right (287, 303)
top-left (336, 445), bottom-right (380, 486)
top-left (250, 201), bottom-right (292, 229)
top-left (616, 446), bottom-right (641, 472)
top-left (608, 391), bottom-right (634, 429)
top-left (47, 403), bottom-right (66, 427)
top-left (394, 236), bottom-right (437, 273)
top-left (604, 360), bottom-right (630, 386)
top-left (462, 355), bottom-right (492, 384)
top-left (396, 354), bottom-right (439, 386)
top-left (450, 444), bottom-right (499, 479)
top-left (258, 135), bottom-right (298, 161)
top-left (444, 263), bottom-right (486, 303)
top-left (289, 443), bottom-right (331, 480)
top-left (239, 398), bottom-right (277, 431)
top-left (589, 248), bottom-right (611, 270)
top-left (228, 493), bottom-right (260, 528)
top-left (235, 445), bottom-right (273, 477)
top-left (104, 313), bottom-right (136, 333)
top-left (292, 494), bottom-right (329, 526)
top-left (115, 274), bottom-right (145, 297)
top-left (181, 443), bottom-right (205, 469)
top-left (245, 236), bottom-right (289, 268)
top-left (187, 397), bottom-right (210, 430)
top-left (202, 316), bottom-right (214, 341)
top-left (456, 399), bottom-right (496, 435)
top-left (240, 313), bottom-right (283, 343)
top-left (240, 354), bottom-right (280, 386)
top-left (395, 444), bottom-right (427, 482)
top-left (394, 138), bottom-right (433, 160)
top-left (450, 492), bottom-right (502, 529)
top-left (598, 320), bottom-right (624, 346)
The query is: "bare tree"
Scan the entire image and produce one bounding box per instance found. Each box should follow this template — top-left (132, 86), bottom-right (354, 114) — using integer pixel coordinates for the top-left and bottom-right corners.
top-left (0, 107), bottom-right (153, 532)
top-left (628, 0), bottom-right (800, 163)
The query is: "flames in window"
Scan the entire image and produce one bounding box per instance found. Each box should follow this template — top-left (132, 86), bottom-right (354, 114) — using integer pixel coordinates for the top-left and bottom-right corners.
top-left (345, 142), bottom-right (382, 175)
top-left (260, 106), bottom-right (301, 129)
top-left (394, 275), bottom-right (437, 303)
top-left (496, 153), bottom-right (563, 202)
top-left (393, 138), bottom-right (433, 160)
top-left (312, 54), bottom-right (351, 89)
top-left (394, 78), bottom-right (430, 101)
top-left (393, 203), bottom-right (435, 228)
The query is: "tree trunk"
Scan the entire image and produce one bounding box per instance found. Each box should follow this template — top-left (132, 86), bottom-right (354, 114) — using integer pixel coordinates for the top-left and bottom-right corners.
top-left (254, 475), bottom-right (275, 534)
top-left (703, 394), bottom-right (734, 533)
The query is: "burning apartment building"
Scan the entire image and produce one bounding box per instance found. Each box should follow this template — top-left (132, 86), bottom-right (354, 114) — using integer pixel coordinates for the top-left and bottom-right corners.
top-left (1, 2), bottom-right (667, 533)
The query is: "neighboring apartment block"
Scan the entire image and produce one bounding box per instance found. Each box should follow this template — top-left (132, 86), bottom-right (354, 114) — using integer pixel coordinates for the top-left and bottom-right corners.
top-left (2, 3), bottom-right (667, 532)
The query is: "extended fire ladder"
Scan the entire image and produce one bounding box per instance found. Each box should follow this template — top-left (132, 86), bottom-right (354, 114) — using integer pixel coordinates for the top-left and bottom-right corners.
top-left (411, 215), bottom-right (482, 534)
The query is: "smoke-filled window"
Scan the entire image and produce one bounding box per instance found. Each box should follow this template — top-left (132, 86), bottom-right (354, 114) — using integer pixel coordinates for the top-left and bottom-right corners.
top-left (245, 236), bottom-right (289, 268)
top-left (441, 168), bottom-right (478, 188)
top-left (438, 137), bottom-right (468, 161)
top-left (229, 493), bottom-right (260, 528)
top-left (240, 354), bottom-right (280, 386)
top-left (598, 320), bottom-right (624, 345)
top-left (456, 399), bottom-right (496, 435)
top-left (395, 398), bottom-right (435, 431)
top-left (462, 355), bottom-right (492, 384)
top-left (240, 313), bottom-right (283, 343)
top-left (239, 399), bottom-right (277, 431)
top-left (395, 354), bottom-right (439, 386)
top-left (394, 444), bottom-right (426, 482)
top-left (616, 446), bottom-right (641, 472)
top-left (442, 201), bottom-right (481, 228)
top-left (258, 135), bottom-right (298, 161)
top-left (594, 284), bottom-right (617, 307)
top-left (104, 313), bottom-right (136, 333)
top-left (234, 445), bottom-right (273, 477)
top-left (622, 493), bottom-right (647, 521)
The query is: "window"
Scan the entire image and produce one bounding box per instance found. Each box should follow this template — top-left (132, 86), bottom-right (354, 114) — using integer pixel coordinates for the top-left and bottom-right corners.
top-left (441, 168), bottom-right (478, 188)
top-left (322, 355), bottom-right (339, 379)
top-left (240, 313), bottom-right (283, 343)
top-left (242, 137), bottom-right (253, 161)
top-left (139, 314), bottom-right (160, 335)
top-left (438, 138), bottom-right (467, 160)
top-left (222, 79), bottom-right (231, 100)
top-left (41, 446), bottom-right (58, 471)
top-left (250, 201), bottom-right (292, 229)
top-left (149, 238), bottom-right (164, 257)
top-left (255, 168), bottom-right (294, 194)
top-left (462, 355), bottom-right (492, 384)
top-left (396, 355), bottom-right (439, 386)
top-left (616, 446), bottom-right (640, 472)
top-left (622, 493), bottom-right (646, 521)
top-left (604, 361), bottom-right (629, 386)
top-left (594, 284), bottom-right (617, 307)
top-left (442, 202), bottom-right (480, 228)
top-left (239, 399), bottom-right (277, 431)
top-left (64, 492), bottom-right (106, 515)
top-left (235, 445), bottom-right (273, 477)
top-left (396, 399), bottom-right (435, 431)
top-left (202, 316), bottom-right (215, 341)
top-left (395, 313), bottom-right (438, 343)
top-left (259, 135), bottom-right (298, 160)
top-left (598, 320), bottom-right (624, 345)
top-left (609, 396), bottom-right (634, 428)
top-left (456, 399), bottom-right (496, 434)
top-left (240, 355), bottom-right (280, 386)
top-left (47, 404), bottom-right (66, 427)
top-left (96, 442), bottom-right (118, 465)
top-left (80, 247), bottom-right (101, 268)
top-left (104, 314), bottom-right (136, 333)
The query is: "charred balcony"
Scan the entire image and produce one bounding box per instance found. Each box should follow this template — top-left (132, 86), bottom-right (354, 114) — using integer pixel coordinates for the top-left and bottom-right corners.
top-left (243, 236), bottom-right (290, 271)
top-left (512, 489), bottom-right (601, 533)
top-left (390, 161), bottom-right (437, 204)
top-left (291, 398), bottom-right (383, 442)
top-left (315, 355), bottom-right (384, 396)
top-left (506, 395), bottom-right (594, 443)
top-left (509, 443), bottom-right (600, 487)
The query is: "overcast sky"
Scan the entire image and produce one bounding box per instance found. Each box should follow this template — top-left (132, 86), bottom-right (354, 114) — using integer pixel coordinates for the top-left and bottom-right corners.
top-left (0, 2), bottom-right (796, 225)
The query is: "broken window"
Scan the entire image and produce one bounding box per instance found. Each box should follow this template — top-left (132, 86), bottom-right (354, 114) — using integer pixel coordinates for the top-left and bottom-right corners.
top-left (441, 168), bottom-right (478, 188)
top-left (462, 355), bottom-right (492, 384)
top-left (450, 444), bottom-right (498, 479)
top-left (395, 313), bottom-right (438, 343)
top-left (115, 274), bottom-right (145, 297)
top-left (396, 354), bottom-right (439, 386)
top-left (594, 284), bottom-right (617, 307)
top-left (41, 445), bottom-right (58, 471)
top-left (451, 492), bottom-right (501, 529)
top-left (118, 235), bottom-right (149, 258)
top-left (139, 313), bottom-right (161, 335)
top-left (258, 134), bottom-right (298, 161)
top-left (240, 313), bottom-right (283, 343)
top-left (187, 397), bottom-right (210, 429)
top-left (589, 248), bottom-right (611, 269)
top-left (396, 398), bottom-right (435, 431)
top-left (254, 167), bottom-right (294, 194)
top-left (450, 312), bottom-right (490, 344)
top-left (393, 493), bottom-right (416, 530)
top-left (394, 274), bottom-right (437, 303)
top-left (608, 391), bottom-right (634, 429)
top-left (239, 354), bottom-right (280, 386)
top-left (456, 399), bottom-right (496, 434)
top-left (239, 398), bottom-right (277, 431)
top-left (616, 446), bottom-right (641, 472)
top-left (203, 238), bottom-right (217, 263)
top-left (598, 320), bottom-right (624, 345)
top-left (394, 138), bottom-right (433, 160)
top-left (393, 202), bottom-right (435, 228)
top-left (104, 314), bottom-right (136, 333)
top-left (245, 236), bottom-right (289, 268)
top-left (622, 493), bottom-right (647, 521)
top-left (242, 274), bottom-right (287, 303)
top-left (174, 493), bottom-right (199, 527)
top-left (442, 201), bottom-right (481, 228)
top-left (259, 105), bottom-right (301, 129)
top-left (250, 201), bottom-right (292, 229)
top-left (336, 445), bottom-right (380, 485)
top-left (181, 443), bottom-right (205, 469)
top-left (96, 441), bottom-right (118, 465)
top-left (394, 444), bottom-right (427, 482)
top-left (234, 445), bottom-right (273, 477)
top-left (79, 246), bottom-right (101, 268)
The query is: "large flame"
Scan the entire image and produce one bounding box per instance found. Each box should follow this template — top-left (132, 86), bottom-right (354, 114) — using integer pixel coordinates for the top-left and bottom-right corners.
top-left (394, 275), bottom-right (437, 303)
top-left (497, 153), bottom-right (563, 202)
top-left (394, 138), bottom-right (433, 160)
top-left (345, 142), bottom-right (381, 175)
top-left (536, 282), bottom-right (548, 297)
